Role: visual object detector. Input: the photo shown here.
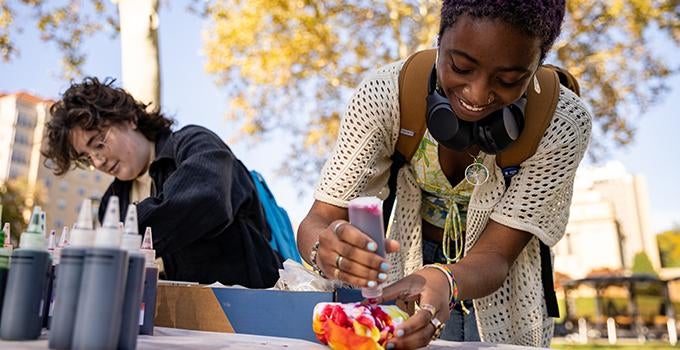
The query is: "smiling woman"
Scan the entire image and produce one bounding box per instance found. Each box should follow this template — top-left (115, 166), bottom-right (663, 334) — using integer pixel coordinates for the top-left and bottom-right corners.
top-left (41, 77), bottom-right (282, 288)
top-left (296, 0), bottom-right (592, 349)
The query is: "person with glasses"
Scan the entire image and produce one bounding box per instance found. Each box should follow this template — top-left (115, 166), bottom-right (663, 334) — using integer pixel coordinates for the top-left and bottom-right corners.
top-left (42, 77), bottom-right (281, 288)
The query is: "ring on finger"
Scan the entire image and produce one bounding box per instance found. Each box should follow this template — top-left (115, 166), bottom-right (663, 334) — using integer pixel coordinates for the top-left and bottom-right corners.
top-left (334, 268), bottom-right (341, 280)
top-left (429, 317), bottom-right (445, 340)
top-left (331, 221), bottom-right (344, 235)
top-left (335, 255), bottom-right (344, 270)
top-left (417, 303), bottom-right (436, 320)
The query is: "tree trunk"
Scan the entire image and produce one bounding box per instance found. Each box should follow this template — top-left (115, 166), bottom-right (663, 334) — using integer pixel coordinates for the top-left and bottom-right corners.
top-left (115, 0), bottom-right (161, 110)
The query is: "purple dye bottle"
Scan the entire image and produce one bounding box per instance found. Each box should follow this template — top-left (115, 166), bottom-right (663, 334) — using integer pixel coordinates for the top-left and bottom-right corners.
top-left (348, 197), bottom-right (386, 303)
top-left (139, 227), bottom-right (158, 335)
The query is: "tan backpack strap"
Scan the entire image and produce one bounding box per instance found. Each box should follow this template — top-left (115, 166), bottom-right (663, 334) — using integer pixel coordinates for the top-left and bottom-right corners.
top-left (497, 66), bottom-right (560, 168)
top-left (396, 48), bottom-right (437, 162)
top-left (543, 64), bottom-right (580, 96)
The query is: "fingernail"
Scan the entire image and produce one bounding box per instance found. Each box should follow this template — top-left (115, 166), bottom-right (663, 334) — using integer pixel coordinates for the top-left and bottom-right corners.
top-left (378, 273), bottom-right (387, 281)
top-left (367, 280), bottom-right (377, 288)
top-left (386, 343), bottom-right (395, 349)
top-left (380, 262), bottom-right (390, 271)
top-left (396, 329), bottom-right (405, 337)
top-left (366, 242), bottom-right (377, 252)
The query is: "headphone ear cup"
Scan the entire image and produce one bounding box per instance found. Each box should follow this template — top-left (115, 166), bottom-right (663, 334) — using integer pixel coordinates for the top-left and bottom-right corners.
top-left (426, 93), bottom-right (474, 151)
top-left (475, 101), bottom-right (526, 154)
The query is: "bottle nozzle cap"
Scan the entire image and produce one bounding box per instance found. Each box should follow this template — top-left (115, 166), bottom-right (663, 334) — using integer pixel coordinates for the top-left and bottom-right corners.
top-left (124, 204), bottom-right (139, 236)
top-left (95, 196), bottom-right (122, 247)
top-left (39, 211), bottom-right (46, 237)
top-left (47, 229), bottom-right (56, 250)
top-left (70, 199), bottom-right (96, 247)
top-left (101, 196), bottom-right (120, 229)
top-left (75, 199), bottom-right (93, 230)
top-left (2, 223), bottom-right (10, 248)
top-left (26, 207), bottom-right (42, 234)
top-left (58, 226), bottom-right (69, 247)
top-left (141, 227), bottom-right (154, 250)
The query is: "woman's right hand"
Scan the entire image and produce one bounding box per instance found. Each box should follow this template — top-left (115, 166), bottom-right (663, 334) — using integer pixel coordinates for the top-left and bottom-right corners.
top-left (315, 220), bottom-right (399, 287)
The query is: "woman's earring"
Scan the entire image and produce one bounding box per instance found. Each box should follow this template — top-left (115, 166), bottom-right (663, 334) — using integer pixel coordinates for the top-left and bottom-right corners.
top-left (533, 75), bottom-right (541, 94)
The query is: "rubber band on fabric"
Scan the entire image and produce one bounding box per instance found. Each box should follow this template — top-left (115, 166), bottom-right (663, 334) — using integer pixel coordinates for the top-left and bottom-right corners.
top-left (422, 263), bottom-right (459, 311)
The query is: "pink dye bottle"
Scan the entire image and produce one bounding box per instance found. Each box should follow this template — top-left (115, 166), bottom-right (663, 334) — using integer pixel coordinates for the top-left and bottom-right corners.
top-left (348, 196), bottom-right (386, 303)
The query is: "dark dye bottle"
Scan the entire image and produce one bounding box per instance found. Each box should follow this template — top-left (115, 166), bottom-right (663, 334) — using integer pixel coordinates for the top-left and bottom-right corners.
top-left (0, 222), bottom-right (12, 327)
top-left (0, 207), bottom-right (51, 340)
top-left (72, 196), bottom-right (129, 350)
top-left (43, 229), bottom-right (56, 329)
top-left (48, 200), bottom-right (95, 350)
top-left (139, 226), bottom-right (158, 335)
top-left (118, 204), bottom-right (146, 350)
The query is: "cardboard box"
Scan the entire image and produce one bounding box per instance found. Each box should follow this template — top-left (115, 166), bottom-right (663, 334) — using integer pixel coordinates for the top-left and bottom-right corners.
top-left (155, 282), bottom-right (335, 342)
top-left (155, 283), bottom-right (235, 333)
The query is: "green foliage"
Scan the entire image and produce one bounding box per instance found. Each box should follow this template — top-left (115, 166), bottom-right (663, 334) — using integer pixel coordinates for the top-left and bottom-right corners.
top-left (0, 179), bottom-right (45, 246)
top-left (631, 251), bottom-right (658, 276)
top-left (1, 0), bottom-right (679, 183)
top-left (657, 229), bottom-right (680, 268)
top-left (202, 0), bottom-right (680, 182)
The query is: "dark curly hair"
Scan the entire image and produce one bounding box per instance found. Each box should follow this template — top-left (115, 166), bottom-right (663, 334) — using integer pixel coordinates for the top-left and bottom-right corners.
top-left (43, 77), bottom-right (174, 175)
top-left (438, 0), bottom-right (566, 61)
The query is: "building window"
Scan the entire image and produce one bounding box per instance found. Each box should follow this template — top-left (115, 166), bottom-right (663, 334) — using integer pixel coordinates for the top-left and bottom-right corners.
top-left (44, 178), bottom-right (52, 188)
top-left (14, 132), bottom-right (30, 145)
top-left (59, 181), bottom-right (68, 192)
top-left (16, 112), bottom-right (36, 129)
top-left (57, 199), bottom-right (66, 210)
top-left (11, 151), bottom-right (27, 164)
top-left (77, 187), bottom-right (86, 196)
top-left (55, 220), bottom-right (64, 229)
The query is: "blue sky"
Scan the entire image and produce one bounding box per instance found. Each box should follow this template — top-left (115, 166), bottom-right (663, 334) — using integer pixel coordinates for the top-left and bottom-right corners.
top-left (1, 4), bottom-right (678, 233)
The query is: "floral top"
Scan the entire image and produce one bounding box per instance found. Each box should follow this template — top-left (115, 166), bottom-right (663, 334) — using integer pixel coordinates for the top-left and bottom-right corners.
top-left (412, 130), bottom-right (474, 263)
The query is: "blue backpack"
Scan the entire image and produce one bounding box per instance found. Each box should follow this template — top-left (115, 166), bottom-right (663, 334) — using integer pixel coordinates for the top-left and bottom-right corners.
top-left (249, 170), bottom-right (302, 263)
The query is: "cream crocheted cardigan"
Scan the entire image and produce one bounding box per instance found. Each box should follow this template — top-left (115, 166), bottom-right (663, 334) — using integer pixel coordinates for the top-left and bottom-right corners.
top-left (314, 60), bottom-right (592, 347)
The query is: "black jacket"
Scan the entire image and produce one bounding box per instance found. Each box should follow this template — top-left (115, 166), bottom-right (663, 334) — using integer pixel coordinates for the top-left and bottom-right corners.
top-left (99, 125), bottom-right (280, 288)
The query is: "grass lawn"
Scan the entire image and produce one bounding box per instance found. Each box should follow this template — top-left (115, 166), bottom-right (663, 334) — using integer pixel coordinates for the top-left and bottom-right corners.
top-left (552, 343), bottom-right (677, 349)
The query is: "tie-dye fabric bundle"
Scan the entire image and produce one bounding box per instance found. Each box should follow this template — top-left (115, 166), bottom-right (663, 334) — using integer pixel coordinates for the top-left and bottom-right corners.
top-left (312, 302), bottom-right (409, 350)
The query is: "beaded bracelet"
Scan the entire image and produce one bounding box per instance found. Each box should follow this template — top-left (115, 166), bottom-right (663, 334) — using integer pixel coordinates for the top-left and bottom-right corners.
top-left (422, 263), bottom-right (459, 311)
top-left (309, 240), bottom-right (327, 278)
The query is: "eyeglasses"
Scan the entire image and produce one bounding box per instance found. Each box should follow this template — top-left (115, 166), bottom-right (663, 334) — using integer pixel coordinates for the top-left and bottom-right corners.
top-left (76, 128), bottom-right (112, 166)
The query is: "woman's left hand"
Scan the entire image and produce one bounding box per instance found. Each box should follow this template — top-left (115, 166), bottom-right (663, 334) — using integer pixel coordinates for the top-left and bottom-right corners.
top-left (379, 267), bottom-right (452, 349)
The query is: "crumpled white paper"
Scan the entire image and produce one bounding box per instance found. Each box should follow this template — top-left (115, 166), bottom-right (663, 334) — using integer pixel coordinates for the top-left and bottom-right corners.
top-left (274, 259), bottom-right (342, 292)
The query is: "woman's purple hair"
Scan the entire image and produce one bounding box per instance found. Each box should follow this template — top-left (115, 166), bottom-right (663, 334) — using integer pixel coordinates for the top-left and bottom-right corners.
top-left (438, 0), bottom-right (566, 60)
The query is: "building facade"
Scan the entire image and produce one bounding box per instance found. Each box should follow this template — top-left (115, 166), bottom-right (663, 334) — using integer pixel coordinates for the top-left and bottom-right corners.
top-left (0, 92), bottom-right (111, 231)
top-left (554, 161), bottom-right (658, 279)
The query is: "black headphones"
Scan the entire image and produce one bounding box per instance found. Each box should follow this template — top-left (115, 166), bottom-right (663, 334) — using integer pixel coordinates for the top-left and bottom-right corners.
top-left (426, 66), bottom-right (526, 154)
